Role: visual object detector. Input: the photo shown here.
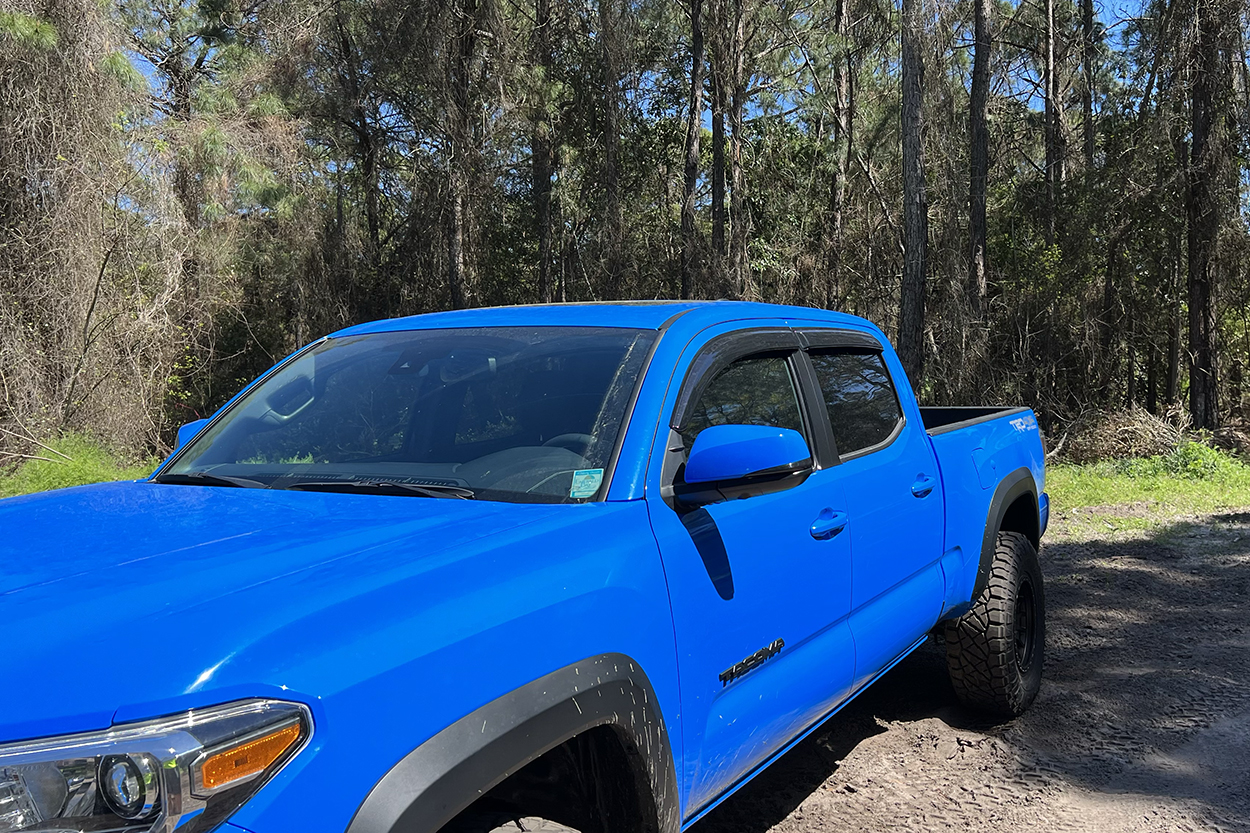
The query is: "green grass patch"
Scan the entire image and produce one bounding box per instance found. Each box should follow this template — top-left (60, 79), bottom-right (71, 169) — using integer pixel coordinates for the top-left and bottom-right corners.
top-left (1048, 441), bottom-right (1250, 514)
top-left (1, 434), bottom-right (158, 498)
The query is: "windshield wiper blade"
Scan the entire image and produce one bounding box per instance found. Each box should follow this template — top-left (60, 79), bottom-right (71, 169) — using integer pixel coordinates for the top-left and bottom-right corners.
top-left (153, 471), bottom-right (269, 489)
top-left (282, 480), bottom-right (474, 499)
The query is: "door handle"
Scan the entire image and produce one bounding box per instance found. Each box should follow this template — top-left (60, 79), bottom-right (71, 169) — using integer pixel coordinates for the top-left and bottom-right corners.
top-left (810, 509), bottom-right (848, 540)
top-left (911, 474), bottom-right (936, 498)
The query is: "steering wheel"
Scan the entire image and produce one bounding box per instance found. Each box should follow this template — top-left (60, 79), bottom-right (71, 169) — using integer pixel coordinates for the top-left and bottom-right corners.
top-left (541, 433), bottom-right (595, 455)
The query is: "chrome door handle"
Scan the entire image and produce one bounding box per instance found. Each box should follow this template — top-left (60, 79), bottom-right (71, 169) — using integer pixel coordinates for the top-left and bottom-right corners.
top-left (810, 509), bottom-right (849, 540)
top-left (911, 474), bottom-right (936, 498)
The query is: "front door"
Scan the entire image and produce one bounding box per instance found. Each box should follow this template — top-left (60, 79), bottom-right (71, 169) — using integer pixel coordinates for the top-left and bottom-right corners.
top-left (645, 326), bottom-right (856, 816)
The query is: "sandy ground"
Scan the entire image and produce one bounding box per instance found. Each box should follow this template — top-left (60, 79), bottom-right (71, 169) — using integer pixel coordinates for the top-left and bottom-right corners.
top-left (691, 506), bottom-right (1250, 833)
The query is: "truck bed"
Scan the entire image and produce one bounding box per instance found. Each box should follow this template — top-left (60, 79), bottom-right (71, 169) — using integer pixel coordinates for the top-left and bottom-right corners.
top-left (919, 403), bottom-right (1046, 617)
top-left (919, 406), bottom-right (1030, 436)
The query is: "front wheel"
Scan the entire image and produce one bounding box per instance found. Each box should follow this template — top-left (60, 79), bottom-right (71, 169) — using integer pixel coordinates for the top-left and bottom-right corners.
top-left (449, 815), bottom-right (581, 833)
top-left (943, 531), bottom-right (1045, 717)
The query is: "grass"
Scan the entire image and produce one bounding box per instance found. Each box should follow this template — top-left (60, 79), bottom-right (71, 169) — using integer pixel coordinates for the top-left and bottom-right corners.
top-left (4, 431), bottom-right (1250, 522)
top-left (0, 434), bottom-right (158, 498)
top-left (1047, 441), bottom-right (1250, 531)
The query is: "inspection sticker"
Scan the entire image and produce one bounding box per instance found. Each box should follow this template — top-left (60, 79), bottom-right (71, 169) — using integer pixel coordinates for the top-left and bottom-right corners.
top-left (570, 469), bottom-right (604, 498)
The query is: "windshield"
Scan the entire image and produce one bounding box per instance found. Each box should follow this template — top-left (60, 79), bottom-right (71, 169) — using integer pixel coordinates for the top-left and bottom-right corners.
top-left (161, 326), bottom-right (658, 503)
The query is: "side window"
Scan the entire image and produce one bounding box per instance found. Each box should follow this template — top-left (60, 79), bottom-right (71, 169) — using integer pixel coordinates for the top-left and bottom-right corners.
top-left (680, 354), bottom-right (805, 452)
top-left (809, 350), bottom-right (903, 456)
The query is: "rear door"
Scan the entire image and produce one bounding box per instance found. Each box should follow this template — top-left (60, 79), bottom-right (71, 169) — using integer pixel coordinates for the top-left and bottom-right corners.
top-left (800, 330), bottom-right (945, 689)
top-left (645, 324), bottom-right (856, 816)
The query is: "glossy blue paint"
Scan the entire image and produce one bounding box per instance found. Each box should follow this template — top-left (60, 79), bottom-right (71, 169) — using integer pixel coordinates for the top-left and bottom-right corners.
top-left (0, 482), bottom-right (680, 833)
top-left (0, 301), bottom-right (1047, 833)
top-left (927, 410), bottom-right (1045, 614)
top-left (683, 425), bottom-right (810, 484)
top-left (643, 317), bottom-right (856, 813)
top-left (837, 343), bottom-right (947, 690)
top-left (176, 418), bottom-right (209, 450)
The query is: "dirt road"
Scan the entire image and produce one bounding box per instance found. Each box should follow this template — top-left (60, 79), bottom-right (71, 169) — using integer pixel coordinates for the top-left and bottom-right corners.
top-left (692, 506), bottom-right (1250, 833)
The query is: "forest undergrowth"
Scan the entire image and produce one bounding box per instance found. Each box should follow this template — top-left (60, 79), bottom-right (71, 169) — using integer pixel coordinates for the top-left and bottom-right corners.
top-left (6, 410), bottom-right (1250, 512)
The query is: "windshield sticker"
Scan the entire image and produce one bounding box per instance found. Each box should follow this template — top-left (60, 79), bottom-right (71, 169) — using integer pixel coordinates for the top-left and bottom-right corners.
top-left (570, 469), bottom-right (604, 499)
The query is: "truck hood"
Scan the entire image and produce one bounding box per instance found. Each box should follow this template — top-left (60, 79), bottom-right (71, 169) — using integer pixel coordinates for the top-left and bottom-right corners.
top-left (0, 481), bottom-right (553, 741)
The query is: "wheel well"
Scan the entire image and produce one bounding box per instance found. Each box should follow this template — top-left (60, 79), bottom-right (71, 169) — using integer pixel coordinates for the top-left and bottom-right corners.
top-left (998, 492), bottom-right (1039, 549)
top-left (440, 726), bottom-right (658, 833)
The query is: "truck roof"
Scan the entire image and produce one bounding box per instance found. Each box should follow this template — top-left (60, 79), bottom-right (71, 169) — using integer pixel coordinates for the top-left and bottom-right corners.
top-left (332, 300), bottom-right (873, 338)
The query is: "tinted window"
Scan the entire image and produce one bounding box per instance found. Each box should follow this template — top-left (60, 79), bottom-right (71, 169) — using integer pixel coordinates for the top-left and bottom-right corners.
top-left (680, 355), bottom-right (805, 451)
top-left (810, 350), bottom-right (903, 455)
top-left (165, 327), bottom-right (656, 503)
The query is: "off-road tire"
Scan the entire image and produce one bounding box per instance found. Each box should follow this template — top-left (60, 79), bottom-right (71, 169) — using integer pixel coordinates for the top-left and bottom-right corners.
top-left (452, 815), bottom-right (580, 833)
top-left (944, 531), bottom-right (1045, 717)
top-left (484, 819), bottom-right (580, 833)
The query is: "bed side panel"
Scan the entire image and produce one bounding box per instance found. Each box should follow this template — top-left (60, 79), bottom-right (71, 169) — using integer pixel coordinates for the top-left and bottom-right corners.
top-left (930, 411), bottom-right (1045, 615)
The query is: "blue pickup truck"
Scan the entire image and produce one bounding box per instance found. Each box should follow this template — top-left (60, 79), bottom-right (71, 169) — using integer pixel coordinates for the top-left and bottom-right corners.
top-left (0, 302), bottom-right (1048, 833)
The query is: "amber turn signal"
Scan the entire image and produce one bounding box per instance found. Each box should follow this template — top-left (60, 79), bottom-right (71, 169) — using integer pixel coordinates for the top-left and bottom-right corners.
top-left (199, 722), bottom-right (301, 792)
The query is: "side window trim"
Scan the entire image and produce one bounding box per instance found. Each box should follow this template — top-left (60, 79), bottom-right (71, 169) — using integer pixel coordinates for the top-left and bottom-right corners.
top-left (800, 330), bottom-right (907, 463)
top-left (669, 328), bottom-right (800, 431)
top-left (662, 330), bottom-right (830, 499)
top-left (838, 407), bottom-right (906, 462)
top-left (792, 350), bottom-right (839, 467)
top-left (800, 328), bottom-right (885, 352)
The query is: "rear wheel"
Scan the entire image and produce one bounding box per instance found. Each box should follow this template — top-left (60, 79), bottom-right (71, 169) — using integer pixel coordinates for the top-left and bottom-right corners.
top-left (944, 531), bottom-right (1045, 717)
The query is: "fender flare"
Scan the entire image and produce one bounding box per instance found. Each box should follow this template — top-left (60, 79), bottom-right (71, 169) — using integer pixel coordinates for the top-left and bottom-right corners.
top-left (345, 653), bottom-right (679, 833)
top-left (971, 467), bottom-right (1039, 602)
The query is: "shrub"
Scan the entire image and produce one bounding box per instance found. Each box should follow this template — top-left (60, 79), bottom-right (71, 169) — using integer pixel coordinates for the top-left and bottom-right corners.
top-left (1114, 440), bottom-right (1239, 481)
top-left (1, 434), bottom-right (158, 498)
top-left (1060, 406), bottom-right (1186, 463)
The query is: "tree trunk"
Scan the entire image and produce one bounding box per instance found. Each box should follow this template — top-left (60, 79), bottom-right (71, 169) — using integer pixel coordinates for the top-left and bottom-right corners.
top-left (333, 10), bottom-right (377, 270)
top-left (711, 96), bottom-right (727, 293)
top-left (1231, 361), bottom-right (1244, 416)
top-left (600, 0), bottom-right (623, 299)
top-left (680, 0), bottom-right (706, 300)
top-left (170, 70), bottom-right (200, 230)
top-left (968, 0), bottom-right (990, 315)
top-left (728, 3), bottom-right (750, 300)
top-left (448, 177), bottom-right (468, 309)
top-left (447, 0), bottom-right (479, 309)
top-left (710, 0), bottom-right (728, 295)
top-left (359, 116), bottom-right (380, 261)
top-left (1099, 231), bottom-right (1121, 399)
top-left (826, 0), bottom-right (851, 310)
top-left (1167, 252), bottom-right (1182, 406)
top-left (532, 0), bottom-right (555, 303)
top-left (1081, 0), bottom-right (1095, 168)
top-left (1126, 337), bottom-right (1137, 407)
top-left (1187, 0), bottom-right (1219, 430)
top-left (898, 0), bottom-right (927, 385)
top-left (1167, 153), bottom-right (1184, 407)
top-left (169, 67), bottom-right (204, 306)
top-left (1043, 0), bottom-right (1057, 245)
top-left (1147, 342), bottom-right (1159, 414)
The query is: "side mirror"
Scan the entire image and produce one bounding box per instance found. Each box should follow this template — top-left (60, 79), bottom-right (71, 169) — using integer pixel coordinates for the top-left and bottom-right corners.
top-left (176, 418), bottom-right (210, 451)
top-left (684, 424), bottom-right (812, 486)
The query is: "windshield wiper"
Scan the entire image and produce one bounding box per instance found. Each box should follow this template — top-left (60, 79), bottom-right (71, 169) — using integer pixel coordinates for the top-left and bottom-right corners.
top-left (282, 480), bottom-right (475, 499)
top-left (153, 471), bottom-right (270, 489)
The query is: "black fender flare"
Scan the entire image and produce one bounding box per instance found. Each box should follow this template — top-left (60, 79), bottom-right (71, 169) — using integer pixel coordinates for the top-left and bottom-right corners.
top-left (971, 467), bottom-right (1039, 602)
top-left (345, 653), bottom-right (679, 833)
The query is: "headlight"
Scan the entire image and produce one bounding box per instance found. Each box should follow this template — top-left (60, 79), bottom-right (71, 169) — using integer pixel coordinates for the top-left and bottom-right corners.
top-left (0, 699), bottom-right (311, 832)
